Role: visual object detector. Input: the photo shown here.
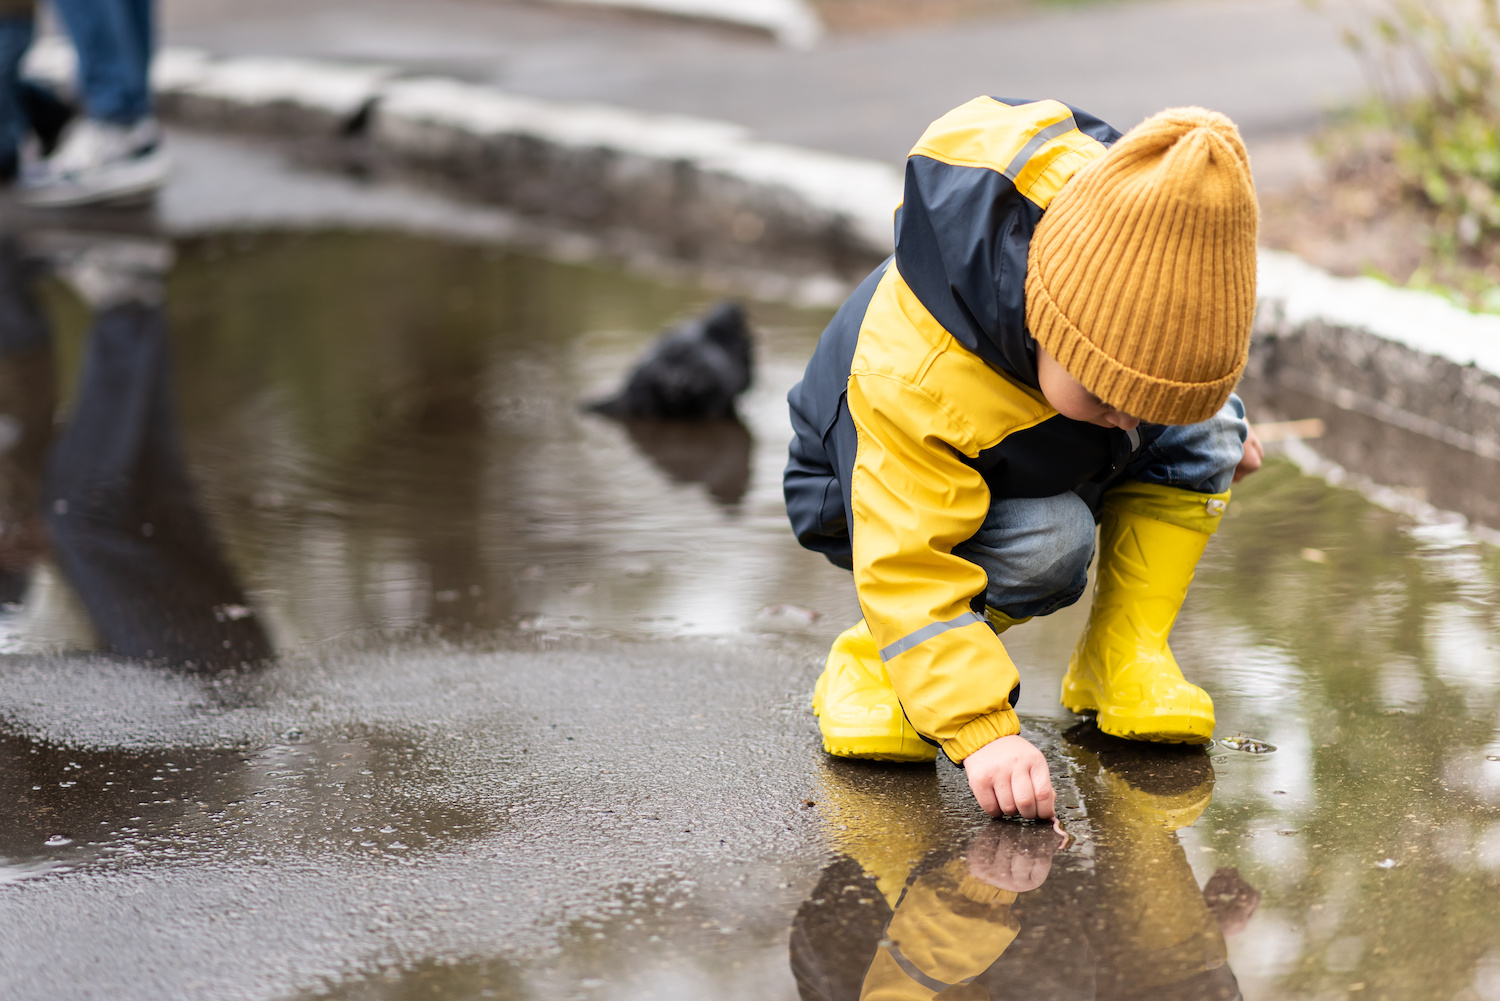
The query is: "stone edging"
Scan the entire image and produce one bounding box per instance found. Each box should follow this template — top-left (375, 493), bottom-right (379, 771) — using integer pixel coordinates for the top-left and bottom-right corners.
top-left (22, 38), bottom-right (1500, 530)
top-left (1252, 250), bottom-right (1500, 463)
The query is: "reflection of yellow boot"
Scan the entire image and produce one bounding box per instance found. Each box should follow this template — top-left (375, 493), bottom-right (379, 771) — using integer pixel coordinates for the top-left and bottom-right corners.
top-left (1061, 482), bottom-right (1227, 744)
top-left (1066, 730), bottom-right (1229, 998)
top-left (813, 621), bottom-right (938, 763)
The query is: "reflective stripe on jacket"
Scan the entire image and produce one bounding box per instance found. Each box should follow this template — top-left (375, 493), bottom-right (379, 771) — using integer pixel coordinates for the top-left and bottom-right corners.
top-left (785, 97), bottom-right (1132, 762)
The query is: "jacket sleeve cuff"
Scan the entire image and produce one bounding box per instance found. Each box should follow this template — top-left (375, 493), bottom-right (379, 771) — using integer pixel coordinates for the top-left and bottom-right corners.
top-left (956, 876), bottom-right (1019, 906)
top-left (942, 707), bottom-right (1021, 763)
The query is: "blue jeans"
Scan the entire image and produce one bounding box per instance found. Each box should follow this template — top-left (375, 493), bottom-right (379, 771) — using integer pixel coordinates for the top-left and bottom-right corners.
top-left (52, 0), bottom-right (153, 124)
top-left (0, 14), bottom-right (32, 165)
top-left (953, 395), bottom-right (1249, 619)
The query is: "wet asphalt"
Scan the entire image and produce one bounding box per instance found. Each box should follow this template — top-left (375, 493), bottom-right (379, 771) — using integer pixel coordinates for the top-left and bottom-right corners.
top-left (2, 141), bottom-right (1500, 1000)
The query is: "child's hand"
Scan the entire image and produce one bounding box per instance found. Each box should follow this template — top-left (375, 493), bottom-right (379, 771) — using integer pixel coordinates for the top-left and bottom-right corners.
top-left (965, 820), bottom-right (1060, 892)
top-left (1233, 425), bottom-right (1264, 483)
top-left (964, 734), bottom-right (1056, 820)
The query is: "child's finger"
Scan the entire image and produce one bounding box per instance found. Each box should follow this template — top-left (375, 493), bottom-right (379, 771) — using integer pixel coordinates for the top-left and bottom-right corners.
top-left (1030, 760), bottom-right (1057, 819)
top-left (1009, 770), bottom-right (1038, 819)
top-left (992, 775), bottom-right (1018, 817)
top-left (969, 773), bottom-right (1001, 817)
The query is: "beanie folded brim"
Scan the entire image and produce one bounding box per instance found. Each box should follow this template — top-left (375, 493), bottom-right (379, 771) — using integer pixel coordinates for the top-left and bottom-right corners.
top-left (1027, 269), bottom-right (1245, 426)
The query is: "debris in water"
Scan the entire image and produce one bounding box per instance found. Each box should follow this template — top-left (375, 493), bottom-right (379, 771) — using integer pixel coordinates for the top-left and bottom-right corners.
top-left (1217, 734), bottom-right (1276, 754)
top-left (43, 836), bottom-right (71, 846)
top-left (759, 604), bottom-right (819, 624)
top-left (1374, 858), bottom-right (1397, 869)
top-left (1301, 548), bottom-right (1327, 564)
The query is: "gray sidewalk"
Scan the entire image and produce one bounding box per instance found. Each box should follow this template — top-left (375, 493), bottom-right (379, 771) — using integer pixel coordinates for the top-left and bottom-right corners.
top-left (162, 0), bottom-right (1364, 184)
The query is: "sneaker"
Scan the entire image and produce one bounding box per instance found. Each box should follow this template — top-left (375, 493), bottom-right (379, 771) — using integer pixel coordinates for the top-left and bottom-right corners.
top-left (20, 117), bottom-right (168, 208)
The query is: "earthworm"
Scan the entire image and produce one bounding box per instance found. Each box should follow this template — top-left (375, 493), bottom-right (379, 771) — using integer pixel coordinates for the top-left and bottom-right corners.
top-left (1051, 815), bottom-right (1073, 850)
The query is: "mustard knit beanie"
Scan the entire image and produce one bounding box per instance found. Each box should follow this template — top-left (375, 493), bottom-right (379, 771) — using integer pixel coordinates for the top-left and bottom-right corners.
top-left (1024, 107), bottom-right (1258, 426)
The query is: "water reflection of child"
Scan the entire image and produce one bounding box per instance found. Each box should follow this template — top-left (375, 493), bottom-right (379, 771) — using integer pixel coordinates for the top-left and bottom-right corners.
top-left (786, 101), bottom-right (1264, 818)
top-left (792, 734), bottom-right (1257, 1001)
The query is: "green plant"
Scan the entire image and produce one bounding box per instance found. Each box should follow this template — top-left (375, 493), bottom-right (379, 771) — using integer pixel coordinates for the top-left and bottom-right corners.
top-left (1344, 0), bottom-right (1500, 244)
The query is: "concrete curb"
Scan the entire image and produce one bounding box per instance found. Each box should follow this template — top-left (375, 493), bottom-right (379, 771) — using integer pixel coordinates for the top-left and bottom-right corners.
top-left (366, 75), bottom-right (898, 272)
top-left (1253, 250), bottom-right (1500, 463)
top-left (22, 38), bottom-right (1500, 531)
top-left (23, 37), bottom-right (901, 278)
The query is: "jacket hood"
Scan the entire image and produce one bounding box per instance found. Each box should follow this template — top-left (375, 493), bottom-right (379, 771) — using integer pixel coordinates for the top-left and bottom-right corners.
top-left (893, 97), bottom-right (1120, 387)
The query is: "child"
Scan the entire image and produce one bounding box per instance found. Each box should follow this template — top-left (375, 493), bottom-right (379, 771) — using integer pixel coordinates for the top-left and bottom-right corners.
top-left (784, 98), bottom-right (1263, 820)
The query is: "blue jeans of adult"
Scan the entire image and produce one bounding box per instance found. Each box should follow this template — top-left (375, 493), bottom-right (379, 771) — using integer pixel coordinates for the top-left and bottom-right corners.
top-left (953, 394), bottom-right (1249, 621)
top-left (0, 14), bottom-right (32, 167)
top-left (52, 0), bottom-right (152, 124)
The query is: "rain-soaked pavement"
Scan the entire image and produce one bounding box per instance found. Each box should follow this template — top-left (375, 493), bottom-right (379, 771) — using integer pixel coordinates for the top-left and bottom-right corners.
top-left (3, 226), bottom-right (1500, 1001)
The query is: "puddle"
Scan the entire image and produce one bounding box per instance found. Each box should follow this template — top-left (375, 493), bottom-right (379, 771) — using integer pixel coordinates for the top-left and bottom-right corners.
top-left (2, 227), bottom-right (1500, 1001)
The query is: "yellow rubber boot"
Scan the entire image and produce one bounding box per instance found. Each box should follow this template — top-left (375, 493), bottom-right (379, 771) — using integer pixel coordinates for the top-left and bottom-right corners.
top-left (1061, 481), bottom-right (1229, 744)
top-left (811, 620), bottom-right (938, 763)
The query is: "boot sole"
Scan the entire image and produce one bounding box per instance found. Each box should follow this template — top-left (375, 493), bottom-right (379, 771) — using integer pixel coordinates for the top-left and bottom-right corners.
top-left (813, 685), bottom-right (936, 760)
top-left (1063, 687), bottom-right (1213, 744)
top-left (820, 731), bottom-right (937, 762)
top-left (1096, 713), bottom-right (1213, 744)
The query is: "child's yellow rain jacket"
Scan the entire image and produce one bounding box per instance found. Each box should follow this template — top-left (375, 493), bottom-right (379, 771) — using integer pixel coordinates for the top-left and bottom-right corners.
top-left (785, 98), bottom-right (1137, 763)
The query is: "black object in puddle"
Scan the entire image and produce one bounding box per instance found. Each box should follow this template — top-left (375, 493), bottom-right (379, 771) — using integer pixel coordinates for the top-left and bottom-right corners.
top-left (586, 300), bottom-right (753, 420)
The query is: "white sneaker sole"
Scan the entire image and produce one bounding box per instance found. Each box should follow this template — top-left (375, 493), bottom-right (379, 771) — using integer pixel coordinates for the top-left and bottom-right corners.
top-left (21, 151), bottom-right (170, 209)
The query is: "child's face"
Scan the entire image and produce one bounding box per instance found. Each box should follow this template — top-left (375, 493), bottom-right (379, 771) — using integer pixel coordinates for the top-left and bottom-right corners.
top-left (1036, 344), bottom-right (1142, 430)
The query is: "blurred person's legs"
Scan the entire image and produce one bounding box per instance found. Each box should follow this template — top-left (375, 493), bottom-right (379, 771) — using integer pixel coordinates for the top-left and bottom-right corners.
top-left (0, 233), bottom-right (53, 604)
top-left (39, 231), bottom-right (271, 667)
top-left (0, 4), bottom-right (34, 180)
top-left (23, 0), bottom-right (164, 207)
top-left (53, 0), bottom-right (151, 124)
